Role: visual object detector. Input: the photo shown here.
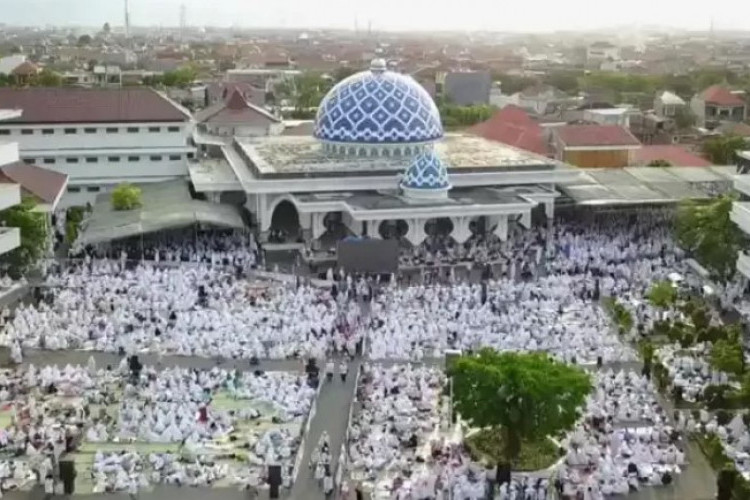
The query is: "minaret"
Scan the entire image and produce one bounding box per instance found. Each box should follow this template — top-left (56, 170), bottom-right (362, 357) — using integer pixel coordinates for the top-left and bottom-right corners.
top-left (179, 3), bottom-right (187, 41)
top-left (124, 0), bottom-right (130, 38)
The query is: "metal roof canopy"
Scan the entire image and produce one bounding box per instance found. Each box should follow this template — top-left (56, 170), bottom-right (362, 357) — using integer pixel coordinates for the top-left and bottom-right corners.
top-left (77, 180), bottom-right (246, 245)
top-left (561, 166), bottom-right (727, 205)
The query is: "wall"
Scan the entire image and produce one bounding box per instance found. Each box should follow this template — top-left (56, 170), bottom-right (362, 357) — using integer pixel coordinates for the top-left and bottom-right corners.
top-left (0, 141), bottom-right (19, 166)
top-left (563, 149), bottom-right (631, 168)
top-left (0, 122), bottom-right (192, 150)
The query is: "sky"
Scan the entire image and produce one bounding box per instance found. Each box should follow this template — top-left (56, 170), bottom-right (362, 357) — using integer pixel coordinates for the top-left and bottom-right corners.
top-left (0, 0), bottom-right (747, 32)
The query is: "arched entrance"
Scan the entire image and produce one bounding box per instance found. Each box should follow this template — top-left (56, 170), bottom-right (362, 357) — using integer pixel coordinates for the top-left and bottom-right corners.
top-left (378, 220), bottom-right (408, 240)
top-left (469, 216), bottom-right (488, 237)
top-left (269, 200), bottom-right (300, 243)
top-left (319, 211), bottom-right (347, 248)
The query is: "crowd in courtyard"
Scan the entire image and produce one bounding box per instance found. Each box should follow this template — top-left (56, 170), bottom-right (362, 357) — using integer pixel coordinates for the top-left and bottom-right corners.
top-left (0, 208), bottom-right (731, 498)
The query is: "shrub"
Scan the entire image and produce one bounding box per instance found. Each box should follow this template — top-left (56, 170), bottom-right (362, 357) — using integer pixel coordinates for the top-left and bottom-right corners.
top-left (704, 385), bottom-right (735, 410)
top-left (110, 183), bottom-right (142, 211)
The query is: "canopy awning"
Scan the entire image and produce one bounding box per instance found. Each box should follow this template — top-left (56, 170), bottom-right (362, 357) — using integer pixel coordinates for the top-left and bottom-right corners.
top-left (560, 166), bottom-right (734, 205)
top-left (77, 180), bottom-right (246, 245)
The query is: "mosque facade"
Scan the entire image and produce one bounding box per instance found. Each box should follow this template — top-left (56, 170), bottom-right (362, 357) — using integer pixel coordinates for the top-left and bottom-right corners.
top-left (190, 59), bottom-right (583, 247)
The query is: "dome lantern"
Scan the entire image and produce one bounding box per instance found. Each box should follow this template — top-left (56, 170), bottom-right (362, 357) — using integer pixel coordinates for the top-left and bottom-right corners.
top-left (400, 150), bottom-right (451, 200)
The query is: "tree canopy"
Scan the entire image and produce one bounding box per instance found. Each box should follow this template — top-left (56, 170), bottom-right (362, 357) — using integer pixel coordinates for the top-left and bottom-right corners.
top-left (450, 350), bottom-right (590, 465)
top-left (0, 197), bottom-right (48, 277)
top-left (676, 194), bottom-right (745, 282)
top-left (111, 183), bottom-right (142, 211)
top-left (439, 104), bottom-right (494, 128)
top-left (703, 135), bottom-right (747, 165)
top-left (646, 280), bottom-right (678, 309)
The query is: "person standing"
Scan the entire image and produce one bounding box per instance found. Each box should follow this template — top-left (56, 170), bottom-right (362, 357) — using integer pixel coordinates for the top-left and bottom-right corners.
top-left (339, 359), bottom-right (348, 382)
top-left (128, 476), bottom-right (138, 500)
top-left (43, 474), bottom-right (54, 500)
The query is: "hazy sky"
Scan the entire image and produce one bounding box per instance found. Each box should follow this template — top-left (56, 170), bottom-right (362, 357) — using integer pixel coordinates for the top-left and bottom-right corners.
top-left (0, 0), bottom-right (746, 32)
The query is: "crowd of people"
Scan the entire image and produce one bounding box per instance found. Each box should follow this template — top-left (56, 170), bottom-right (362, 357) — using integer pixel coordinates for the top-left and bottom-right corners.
top-left (0, 361), bottom-right (315, 494)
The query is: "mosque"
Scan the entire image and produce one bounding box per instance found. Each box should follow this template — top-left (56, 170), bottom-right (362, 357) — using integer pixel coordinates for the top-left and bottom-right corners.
top-left (189, 59), bottom-right (583, 247)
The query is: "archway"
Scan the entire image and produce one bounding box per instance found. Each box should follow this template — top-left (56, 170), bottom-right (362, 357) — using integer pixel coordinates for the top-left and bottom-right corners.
top-left (378, 219), bottom-right (408, 240)
top-left (469, 216), bottom-right (488, 237)
top-left (269, 200), bottom-right (300, 243)
top-left (319, 211), bottom-right (347, 249)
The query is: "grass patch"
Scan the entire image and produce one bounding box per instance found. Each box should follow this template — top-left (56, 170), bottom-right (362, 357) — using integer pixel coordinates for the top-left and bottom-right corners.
top-left (465, 429), bottom-right (562, 471)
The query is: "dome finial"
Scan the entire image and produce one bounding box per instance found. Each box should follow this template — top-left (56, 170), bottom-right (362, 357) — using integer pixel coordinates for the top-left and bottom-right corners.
top-left (370, 58), bottom-right (386, 73)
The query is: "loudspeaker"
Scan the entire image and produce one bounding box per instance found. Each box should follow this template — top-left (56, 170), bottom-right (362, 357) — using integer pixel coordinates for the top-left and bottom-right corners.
top-left (268, 464), bottom-right (281, 485)
top-left (59, 460), bottom-right (76, 494)
top-left (268, 464), bottom-right (281, 498)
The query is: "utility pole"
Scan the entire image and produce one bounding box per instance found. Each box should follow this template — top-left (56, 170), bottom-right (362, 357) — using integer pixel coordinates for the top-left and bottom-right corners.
top-left (179, 3), bottom-right (187, 41)
top-left (124, 0), bottom-right (130, 39)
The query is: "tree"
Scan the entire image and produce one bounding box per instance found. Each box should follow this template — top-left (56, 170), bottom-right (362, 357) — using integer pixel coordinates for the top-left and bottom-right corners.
top-left (102, 22), bottom-right (111, 34)
top-left (711, 337), bottom-right (745, 376)
top-left (646, 280), bottom-right (678, 309)
top-left (333, 66), bottom-right (357, 83)
top-left (673, 108), bottom-right (696, 130)
top-left (676, 194), bottom-right (746, 282)
top-left (77, 34), bottom-right (93, 46)
top-left (703, 135), bottom-right (747, 165)
top-left (542, 71), bottom-right (581, 94)
top-left (32, 69), bottom-right (62, 87)
top-left (647, 159), bottom-right (672, 167)
top-left (450, 350), bottom-right (590, 469)
top-left (111, 183), bottom-right (142, 211)
top-left (161, 66), bottom-right (197, 87)
top-left (494, 74), bottom-right (537, 95)
top-left (0, 197), bottom-right (48, 277)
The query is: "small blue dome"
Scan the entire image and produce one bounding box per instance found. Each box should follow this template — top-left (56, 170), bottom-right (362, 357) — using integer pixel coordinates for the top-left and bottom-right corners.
top-left (401, 151), bottom-right (451, 191)
top-left (314, 61), bottom-right (443, 145)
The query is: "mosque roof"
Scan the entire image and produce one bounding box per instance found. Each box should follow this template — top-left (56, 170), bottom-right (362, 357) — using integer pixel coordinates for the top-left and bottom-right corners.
top-left (313, 59), bottom-right (443, 145)
top-left (400, 150), bottom-right (451, 191)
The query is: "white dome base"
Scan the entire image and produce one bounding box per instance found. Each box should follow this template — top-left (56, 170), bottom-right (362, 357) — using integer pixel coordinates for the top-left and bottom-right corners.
top-left (400, 185), bottom-right (451, 200)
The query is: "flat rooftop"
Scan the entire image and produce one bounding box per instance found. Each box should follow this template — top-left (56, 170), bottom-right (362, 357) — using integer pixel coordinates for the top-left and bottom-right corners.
top-left (234, 133), bottom-right (560, 179)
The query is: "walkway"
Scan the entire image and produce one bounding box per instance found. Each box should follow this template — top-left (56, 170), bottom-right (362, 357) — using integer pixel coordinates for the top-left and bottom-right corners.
top-left (290, 357), bottom-right (361, 500)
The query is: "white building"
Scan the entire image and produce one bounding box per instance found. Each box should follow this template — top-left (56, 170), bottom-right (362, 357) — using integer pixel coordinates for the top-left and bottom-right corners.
top-left (586, 42), bottom-right (620, 67)
top-left (0, 109), bottom-right (26, 256)
top-left (0, 87), bottom-right (195, 207)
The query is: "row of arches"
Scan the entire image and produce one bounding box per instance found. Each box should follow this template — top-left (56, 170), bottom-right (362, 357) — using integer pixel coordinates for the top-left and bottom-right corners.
top-left (268, 200), bottom-right (497, 243)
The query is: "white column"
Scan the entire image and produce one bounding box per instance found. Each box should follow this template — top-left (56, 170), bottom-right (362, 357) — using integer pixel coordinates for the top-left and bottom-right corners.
top-left (493, 215), bottom-right (508, 241)
top-left (404, 218), bottom-right (427, 246)
top-left (519, 211), bottom-right (532, 229)
top-left (259, 194), bottom-right (272, 232)
top-left (368, 220), bottom-right (382, 239)
top-left (450, 216), bottom-right (473, 243)
top-left (311, 212), bottom-right (327, 240)
top-left (342, 212), bottom-right (364, 236)
top-left (544, 200), bottom-right (555, 219)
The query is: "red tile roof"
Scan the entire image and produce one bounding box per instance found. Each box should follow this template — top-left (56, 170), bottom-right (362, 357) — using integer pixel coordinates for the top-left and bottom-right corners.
top-left (0, 88), bottom-right (190, 124)
top-left (10, 61), bottom-right (38, 76)
top-left (468, 105), bottom-right (548, 156)
top-left (0, 162), bottom-right (67, 205)
top-left (555, 124), bottom-right (641, 148)
top-left (633, 145), bottom-right (711, 167)
top-left (700, 85), bottom-right (746, 106)
top-left (194, 89), bottom-right (279, 125)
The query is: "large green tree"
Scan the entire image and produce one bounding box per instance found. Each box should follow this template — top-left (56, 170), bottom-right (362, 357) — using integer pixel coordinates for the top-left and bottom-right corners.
top-left (646, 280), bottom-right (678, 309)
top-left (702, 135), bottom-right (747, 165)
top-left (450, 350), bottom-right (590, 468)
top-left (111, 183), bottom-right (142, 211)
top-left (0, 197), bottom-right (48, 277)
top-left (676, 194), bottom-right (745, 282)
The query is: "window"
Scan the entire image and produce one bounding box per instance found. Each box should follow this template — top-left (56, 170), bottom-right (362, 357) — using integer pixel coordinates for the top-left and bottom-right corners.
top-left (84, 128), bottom-right (97, 134)
top-left (67, 186), bottom-right (81, 193)
top-left (167, 126), bottom-right (180, 132)
top-left (85, 157), bottom-right (98, 163)
top-left (149, 155), bottom-right (163, 161)
top-left (21, 129), bottom-right (33, 135)
top-left (0, 130), bottom-right (9, 136)
top-left (63, 128), bottom-right (77, 134)
top-left (86, 186), bottom-right (100, 193)
top-left (128, 156), bottom-right (140, 162)
top-left (148, 126), bottom-right (161, 133)
top-left (168, 154), bottom-right (181, 161)
top-left (65, 158), bottom-right (79, 164)
top-left (42, 129), bottom-right (54, 135)
top-left (126, 127), bottom-right (139, 133)
top-left (105, 127), bottom-right (118, 134)
top-left (108, 156), bottom-right (120, 162)
top-left (23, 158), bottom-right (35, 164)
top-left (187, 152), bottom-right (194, 159)
top-left (43, 158), bottom-right (55, 165)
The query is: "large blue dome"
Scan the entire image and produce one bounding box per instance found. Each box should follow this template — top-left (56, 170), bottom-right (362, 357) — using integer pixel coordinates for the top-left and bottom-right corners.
top-left (314, 60), bottom-right (443, 146)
